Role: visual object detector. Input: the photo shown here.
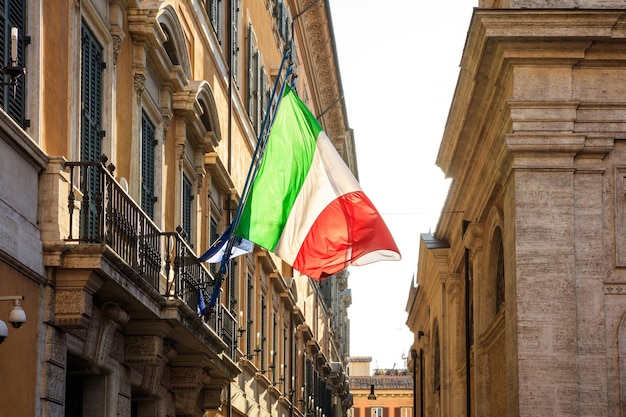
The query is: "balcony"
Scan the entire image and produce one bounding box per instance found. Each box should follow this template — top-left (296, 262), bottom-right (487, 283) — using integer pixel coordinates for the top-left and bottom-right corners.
top-left (40, 155), bottom-right (240, 406)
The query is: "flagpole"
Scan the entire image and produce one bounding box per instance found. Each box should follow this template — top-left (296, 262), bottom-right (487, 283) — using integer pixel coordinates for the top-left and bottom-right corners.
top-left (207, 48), bottom-right (294, 307)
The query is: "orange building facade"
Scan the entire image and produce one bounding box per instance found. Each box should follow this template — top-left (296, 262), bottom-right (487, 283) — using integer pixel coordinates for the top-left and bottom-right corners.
top-left (348, 357), bottom-right (413, 417)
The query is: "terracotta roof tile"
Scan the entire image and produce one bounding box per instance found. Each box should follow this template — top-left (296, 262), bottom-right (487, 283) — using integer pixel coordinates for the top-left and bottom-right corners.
top-left (350, 375), bottom-right (413, 390)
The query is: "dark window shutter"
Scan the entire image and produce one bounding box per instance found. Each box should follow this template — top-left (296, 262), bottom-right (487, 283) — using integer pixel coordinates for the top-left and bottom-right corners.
top-left (141, 111), bottom-right (156, 218)
top-left (246, 25), bottom-right (259, 132)
top-left (394, 408), bottom-right (401, 417)
top-left (365, 407), bottom-right (371, 417)
top-left (354, 408), bottom-right (361, 417)
top-left (182, 174), bottom-right (193, 243)
top-left (383, 407), bottom-right (389, 417)
top-left (209, 217), bottom-right (219, 275)
top-left (260, 294), bottom-right (266, 370)
top-left (229, 257), bottom-right (236, 310)
top-left (260, 67), bottom-right (268, 131)
top-left (246, 273), bottom-right (253, 356)
top-left (80, 22), bottom-right (104, 240)
top-left (209, 0), bottom-right (218, 32)
top-left (0, 0), bottom-right (26, 127)
top-left (231, 0), bottom-right (240, 84)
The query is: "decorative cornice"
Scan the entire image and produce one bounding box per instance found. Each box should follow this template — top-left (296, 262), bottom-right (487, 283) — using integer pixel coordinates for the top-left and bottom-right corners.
top-left (292, 0), bottom-right (354, 169)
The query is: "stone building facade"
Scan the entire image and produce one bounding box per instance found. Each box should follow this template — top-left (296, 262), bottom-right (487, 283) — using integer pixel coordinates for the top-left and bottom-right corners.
top-left (0, 1), bottom-right (352, 416)
top-left (406, 1), bottom-right (626, 416)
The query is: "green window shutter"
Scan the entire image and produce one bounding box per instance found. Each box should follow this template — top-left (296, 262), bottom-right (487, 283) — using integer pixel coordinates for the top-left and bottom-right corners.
top-left (80, 22), bottom-right (104, 240)
top-left (81, 22), bottom-right (103, 164)
top-left (0, 0), bottom-right (26, 127)
top-left (182, 174), bottom-right (193, 243)
top-left (141, 111), bottom-right (156, 219)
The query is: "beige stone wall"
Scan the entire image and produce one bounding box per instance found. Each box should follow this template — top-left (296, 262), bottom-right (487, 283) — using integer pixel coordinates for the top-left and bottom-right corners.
top-left (408, 7), bottom-right (626, 417)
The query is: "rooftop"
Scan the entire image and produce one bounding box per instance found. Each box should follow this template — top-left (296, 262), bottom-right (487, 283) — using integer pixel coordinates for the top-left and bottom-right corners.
top-left (350, 375), bottom-right (414, 390)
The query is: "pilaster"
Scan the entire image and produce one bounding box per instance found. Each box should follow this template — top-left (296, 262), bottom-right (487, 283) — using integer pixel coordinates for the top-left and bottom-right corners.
top-left (506, 128), bottom-right (583, 416)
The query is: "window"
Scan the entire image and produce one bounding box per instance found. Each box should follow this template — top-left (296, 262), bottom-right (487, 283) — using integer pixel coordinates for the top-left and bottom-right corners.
top-left (206, 0), bottom-right (223, 43)
top-left (246, 273), bottom-right (253, 358)
top-left (399, 407), bottom-right (412, 417)
top-left (274, 0), bottom-right (291, 44)
top-left (0, 0), bottom-right (26, 127)
top-left (141, 111), bottom-right (156, 218)
top-left (209, 216), bottom-right (219, 275)
top-left (371, 408), bottom-right (383, 417)
top-left (182, 173), bottom-right (193, 244)
top-left (260, 294), bottom-right (266, 370)
top-left (272, 309), bottom-right (278, 381)
top-left (230, 0), bottom-right (241, 85)
top-left (282, 324), bottom-right (288, 393)
top-left (495, 232), bottom-right (505, 313)
top-left (433, 322), bottom-right (440, 393)
top-left (246, 25), bottom-right (259, 133)
top-left (80, 22), bottom-right (104, 240)
top-left (228, 258), bottom-right (237, 310)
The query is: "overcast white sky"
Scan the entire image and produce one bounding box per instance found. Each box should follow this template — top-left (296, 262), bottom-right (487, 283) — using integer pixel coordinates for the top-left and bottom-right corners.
top-left (328, 1), bottom-right (475, 370)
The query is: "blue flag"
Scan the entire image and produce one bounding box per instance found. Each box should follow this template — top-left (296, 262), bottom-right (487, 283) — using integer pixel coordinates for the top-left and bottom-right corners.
top-left (197, 288), bottom-right (207, 317)
top-left (199, 223), bottom-right (254, 263)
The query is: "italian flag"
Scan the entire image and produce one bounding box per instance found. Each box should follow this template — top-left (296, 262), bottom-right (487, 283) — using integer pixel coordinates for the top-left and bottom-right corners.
top-left (235, 86), bottom-right (400, 279)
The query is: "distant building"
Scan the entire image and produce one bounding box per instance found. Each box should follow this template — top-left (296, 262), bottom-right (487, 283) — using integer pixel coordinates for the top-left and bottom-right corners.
top-left (348, 357), bottom-right (413, 417)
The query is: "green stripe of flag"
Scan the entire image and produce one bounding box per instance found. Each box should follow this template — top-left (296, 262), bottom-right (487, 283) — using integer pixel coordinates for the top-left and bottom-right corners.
top-left (235, 86), bottom-right (323, 250)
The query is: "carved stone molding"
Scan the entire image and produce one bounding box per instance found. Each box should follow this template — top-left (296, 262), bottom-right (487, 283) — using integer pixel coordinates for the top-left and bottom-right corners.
top-left (464, 223), bottom-right (484, 251)
top-left (125, 321), bottom-right (176, 397)
top-left (134, 73), bottom-right (146, 102)
top-left (170, 366), bottom-right (205, 415)
top-left (112, 34), bottom-right (123, 64)
top-left (131, 340), bottom-right (177, 397)
top-left (175, 142), bottom-right (186, 162)
top-left (162, 113), bottom-right (171, 138)
top-left (91, 302), bottom-right (129, 369)
top-left (605, 283), bottom-right (626, 295)
top-left (54, 268), bottom-right (105, 329)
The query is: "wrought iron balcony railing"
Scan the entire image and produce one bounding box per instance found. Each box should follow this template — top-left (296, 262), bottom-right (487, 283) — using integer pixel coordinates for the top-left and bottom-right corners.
top-left (64, 155), bottom-right (236, 359)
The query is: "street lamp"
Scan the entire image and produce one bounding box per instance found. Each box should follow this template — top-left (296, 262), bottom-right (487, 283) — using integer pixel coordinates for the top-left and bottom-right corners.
top-left (367, 384), bottom-right (376, 400)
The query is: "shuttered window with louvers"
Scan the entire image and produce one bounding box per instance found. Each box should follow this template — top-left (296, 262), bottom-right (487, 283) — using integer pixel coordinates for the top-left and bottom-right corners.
top-left (141, 111), bottom-right (156, 219)
top-left (0, 0), bottom-right (26, 127)
top-left (182, 173), bottom-right (193, 244)
top-left (80, 22), bottom-right (104, 240)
